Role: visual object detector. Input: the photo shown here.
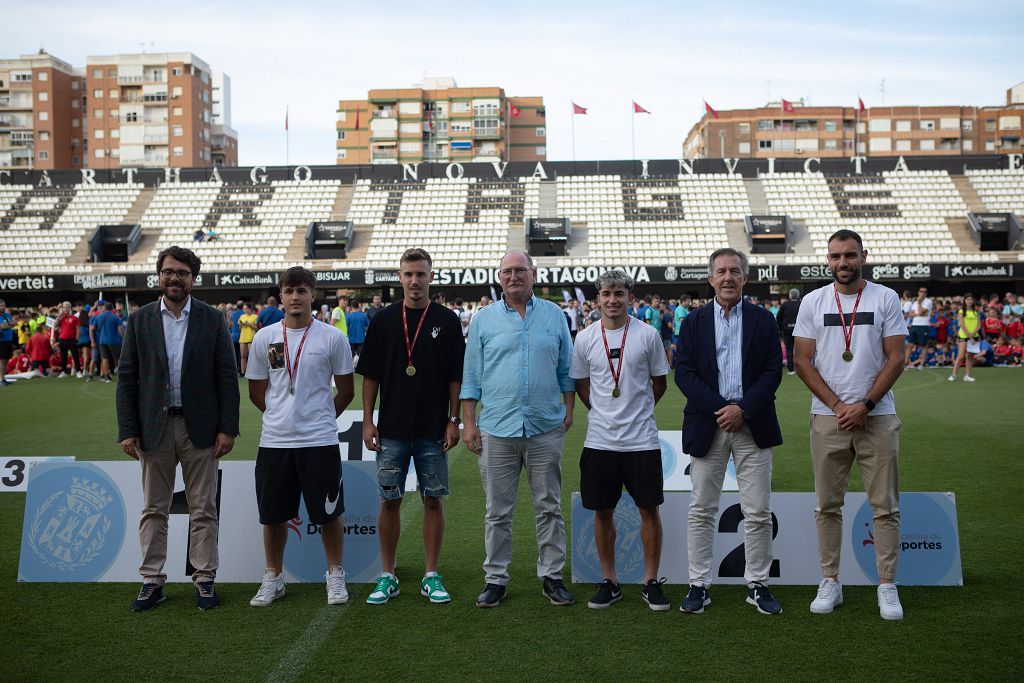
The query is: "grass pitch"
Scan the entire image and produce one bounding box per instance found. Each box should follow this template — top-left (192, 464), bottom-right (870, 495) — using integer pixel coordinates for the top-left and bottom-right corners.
top-left (2, 367), bottom-right (1022, 681)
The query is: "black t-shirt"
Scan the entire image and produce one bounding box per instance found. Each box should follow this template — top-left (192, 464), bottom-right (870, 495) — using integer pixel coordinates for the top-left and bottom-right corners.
top-left (356, 301), bottom-right (465, 440)
top-left (777, 299), bottom-right (801, 335)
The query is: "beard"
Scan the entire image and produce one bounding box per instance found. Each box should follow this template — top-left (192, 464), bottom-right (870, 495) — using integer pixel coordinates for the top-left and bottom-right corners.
top-left (162, 283), bottom-right (189, 303)
top-left (830, 264), bottom-right (861, 284)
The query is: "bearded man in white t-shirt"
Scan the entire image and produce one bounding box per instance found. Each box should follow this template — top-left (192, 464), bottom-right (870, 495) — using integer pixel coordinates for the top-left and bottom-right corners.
top-left (570, 270), bottom-right (671, 612)
top-left (246, 267), bottom-right (356, 608)
top-left (794, 229), bottom-right (908, 621)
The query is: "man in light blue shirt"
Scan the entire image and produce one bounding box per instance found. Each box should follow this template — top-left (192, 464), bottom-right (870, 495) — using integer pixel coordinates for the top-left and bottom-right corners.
top-left (461, 250), bottom-right (576, 608)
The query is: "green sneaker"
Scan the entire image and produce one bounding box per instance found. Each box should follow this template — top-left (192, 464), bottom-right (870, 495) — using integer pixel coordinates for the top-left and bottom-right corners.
top-left (366, 573), bottom-right (400, 605)
top-left (420, 573), bottom-right (451, 604)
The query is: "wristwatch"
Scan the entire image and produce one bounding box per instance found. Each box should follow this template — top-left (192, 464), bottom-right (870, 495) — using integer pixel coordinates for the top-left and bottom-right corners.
top-left (728, 401), bottom-right (750, 422)
top-left (448, 416), bottom-right (461, 426)
top-left (861, 398), bottom-right (876, 411)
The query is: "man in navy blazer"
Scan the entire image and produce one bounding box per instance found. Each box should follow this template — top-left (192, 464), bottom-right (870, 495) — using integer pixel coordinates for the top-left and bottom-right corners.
top-left (675, 248), bottom-right (783, 616)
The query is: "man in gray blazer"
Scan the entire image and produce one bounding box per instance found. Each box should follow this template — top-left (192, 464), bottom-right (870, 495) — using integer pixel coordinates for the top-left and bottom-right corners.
top-left (117, 246), bottom-right (240, 611)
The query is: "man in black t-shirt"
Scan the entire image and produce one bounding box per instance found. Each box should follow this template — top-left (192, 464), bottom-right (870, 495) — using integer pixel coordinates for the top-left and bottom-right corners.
top-left (356, 248), bottom-right (465, 605)
top-left (776, 288), bottom-right (802, 375)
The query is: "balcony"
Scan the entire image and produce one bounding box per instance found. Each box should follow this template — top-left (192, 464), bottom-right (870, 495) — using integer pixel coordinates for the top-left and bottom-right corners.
top-left (118, 76), bottom-right (144, 85)
top-left (143, 134), bottom-right (169, 144)
top-left (371, 148), bottom-right (398, 161)
top-left (372, 110), bottom-right (396, 119)
top-left (473, 127), bottom-right (501, 139)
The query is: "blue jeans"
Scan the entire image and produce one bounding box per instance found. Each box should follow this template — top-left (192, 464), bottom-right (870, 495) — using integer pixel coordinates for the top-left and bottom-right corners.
top-left (377, 437), bottom-right (449, 500)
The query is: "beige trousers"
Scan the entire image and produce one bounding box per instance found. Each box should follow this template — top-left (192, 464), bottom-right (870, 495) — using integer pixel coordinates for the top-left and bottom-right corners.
top-left (810, 414), bottom-right (901, 581)
top-left (138, 415), bottom-right (219, 585)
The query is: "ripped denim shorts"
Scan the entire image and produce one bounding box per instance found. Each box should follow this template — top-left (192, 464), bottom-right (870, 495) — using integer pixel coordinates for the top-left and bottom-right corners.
top-left (376, 437), bottom-right (449, 500)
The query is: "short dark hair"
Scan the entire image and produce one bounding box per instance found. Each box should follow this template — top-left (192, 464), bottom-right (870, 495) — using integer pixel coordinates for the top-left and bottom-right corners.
top-left (827, 229), bottom-right (864, 250)
top-left (349, 297), bottom-right (360, 308)
top-left (400, 248), bottom-right (432, 268)
top-left (279, 266), bottom-right (316, 289)
top-left (156, 245), bottom-right (202, 277)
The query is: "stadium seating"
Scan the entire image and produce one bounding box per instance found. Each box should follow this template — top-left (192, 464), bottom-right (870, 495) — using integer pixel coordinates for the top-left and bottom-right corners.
top-left (554, 174), bottom-right (750, 266)
top-left (0, 183), bottom-right (140, 274)
top-left (966, 169), bottom-right (1024, 215)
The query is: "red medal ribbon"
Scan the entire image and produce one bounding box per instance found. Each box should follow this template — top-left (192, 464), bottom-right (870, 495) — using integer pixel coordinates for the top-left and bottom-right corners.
top-left (283, 322), bottom-right (312, 395)
top-left (402, 303), bottom-right (429, 370)
top-left (833, 281), bottom-right (866, 357)
top-left (600, 316), bottom-right (630, 396)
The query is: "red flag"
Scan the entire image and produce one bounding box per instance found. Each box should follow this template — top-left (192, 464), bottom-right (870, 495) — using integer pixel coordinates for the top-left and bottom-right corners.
top-left (285, 107), bottom-right (289, 131)
top-left (858, 97), bottom-right (866, 112)
top-left (781, 98), bottom-right (795, 113)
top-left (704, 101), bottom-right (718, 119)
top-left (572, 102), bottom-right (588, 115)
top-left (633, 101), bottom-right (651, 114)
top-left (509, 104), bottom-right (521, 117)
top-left (354, 108), bottom-right (360, 130)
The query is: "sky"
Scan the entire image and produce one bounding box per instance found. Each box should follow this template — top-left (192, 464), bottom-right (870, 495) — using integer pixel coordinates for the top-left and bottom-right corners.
top-left (8, 0), bottom-right (1023, 165)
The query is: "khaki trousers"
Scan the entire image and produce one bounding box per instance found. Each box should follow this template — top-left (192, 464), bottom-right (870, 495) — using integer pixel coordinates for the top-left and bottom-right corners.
top-left (810, 414), bottom-right (901, 581)
top-left (138, 415), bottom-right (219, 585)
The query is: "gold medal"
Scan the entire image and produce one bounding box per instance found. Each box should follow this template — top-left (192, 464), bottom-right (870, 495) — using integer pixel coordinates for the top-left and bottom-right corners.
top-left (612, 387), bottom-right (621, 398)
top-left (842, 351), bottom-right (853, 362)
top-left (406, 365), bottom-right (417, 377)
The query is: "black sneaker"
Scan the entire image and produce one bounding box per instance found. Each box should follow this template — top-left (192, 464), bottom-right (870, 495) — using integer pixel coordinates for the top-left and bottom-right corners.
top-left (195, 581), bottom-right (221, 610)
top-left (679, 584), bottom-right (710, 614)
top-left (746, 583), bottom-right (782, 615)
top-left (587, 579), bottom-right (622, 609)
top-left (131, 583), bottom-right (165, 612)
top-left (641, 577), bottom-right (671, 612)
top-left (476, 583), bottom-right (507, 608)
top-left (542, 576), bottom-right (574, 606)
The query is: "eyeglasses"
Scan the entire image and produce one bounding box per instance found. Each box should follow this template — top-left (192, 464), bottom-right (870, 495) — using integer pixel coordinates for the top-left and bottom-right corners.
top-left (159, 269), bottom-right (192, 279)
top-left (499, 267), bottom-right (530, 278)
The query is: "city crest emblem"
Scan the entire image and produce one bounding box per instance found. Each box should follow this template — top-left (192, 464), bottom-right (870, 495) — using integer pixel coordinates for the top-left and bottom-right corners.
top-left (19, 463), bottom-right (127, 581)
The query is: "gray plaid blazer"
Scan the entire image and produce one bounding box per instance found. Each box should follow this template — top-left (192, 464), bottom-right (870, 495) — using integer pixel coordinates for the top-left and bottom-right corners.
top-left (116, 297), bottom-right (240, 452)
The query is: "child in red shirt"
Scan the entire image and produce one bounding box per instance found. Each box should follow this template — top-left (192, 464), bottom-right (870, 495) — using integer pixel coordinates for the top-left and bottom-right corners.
top-left (6, 349), bottom-right (30, 374)
top-left (994, 336), bottom-right (1016, 365)
top-left (25, 327), bottom-right (53, 375)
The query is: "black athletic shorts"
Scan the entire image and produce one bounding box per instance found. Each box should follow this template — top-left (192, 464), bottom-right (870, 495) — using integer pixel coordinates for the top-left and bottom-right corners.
top-left (0, 341), bottom-right (11, 360)
top-left (580, 447), bottom-right (664, 511)
top-left (100, 343), bottom-right (121, 362)
top-left (255, 444), bottom-right (344, 525)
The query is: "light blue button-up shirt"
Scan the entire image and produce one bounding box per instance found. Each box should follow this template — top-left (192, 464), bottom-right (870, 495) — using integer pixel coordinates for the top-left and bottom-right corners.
top-left (460, 295), bottom-right (575, 438)
top-left (160, 296), bottom-right (191, 407)
top-left (713, 298), bottom-right (743, 402)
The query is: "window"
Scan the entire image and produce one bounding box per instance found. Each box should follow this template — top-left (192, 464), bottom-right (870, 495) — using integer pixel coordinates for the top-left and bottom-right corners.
top-left (202, 91), bottom-right (209, 103)
top-left (108, 69), bottom-right (116, 78)
top-left (824, 139), bottom-right (837, 151)
top-left (173, 146), bottom-right (184, 157)
top-left (895, 120), bottom-right (911, 132)
top-left (985, 140), bottom-right (995, 151)
top-left (536, 127), bottom-right (545, 137)
top-left (758, 140), bottom-right (773, 149)
top-left (962, 139), bottom-right (973, 151)
top-left (738, 122), bottom-right (751, 134)
top-left (920, 120), bottom-right (935, 131)
top-left (38, 150), bottom-right (48, 160)
top-left (984, 119), bottom-right (996, 132)
top-left (37, 92), bottom-right (48, 102)
top-left (38, 111), bottom-right (48, 121)
top-left (919, 139), bottom-right (935, 150)
top-left (338, 111), bottom-right (347, 122)
top-left (93, 89), bottom-right (103, 98)
top-left (535, 146), bottom-right (546, 156)
top-left (173, 107), bottom-right (183, 116)
top-left (738, 142), bottom-right (751, 154)
top-left (451, 101), bottom-right (471, 114)
top-left (337, 129), bottom-right (346, 140)
top-left (94, 109), bottom-right (103, 119)
top-left (869, 137), bottom-right (891, 152)
top-left (868, 118), bottom-right (891, 132)
top-left (962, 120), bottom-right (973, 132)
top-left (94, 149), bottom-right (104, 158)
top-left (757, 119), bottom-right (773, 131)
top-left (94, 129), bottom-right (104, 139)
top-left (93, 69), bottom-right (103, 79)
top-left (172, 125), bottom-right (183, 136)
top-left (451, 121), bottom-right (471, 134)
top-left (824, 120), bottom-right (837, 132)
top-left (940, 117), bottom-right (960, 130)
top-left (111, 149), bottom-right (119, 158)
top-left (337, 149), bottom-right (347, 160)
top-left (39, 131), bottom-right (49, 141)
top-left (72, 119), bottom-right (79, 128)
top-left (111, 129), bottom-right (119, 139)
top-left (125, 112), bottom-right (138, 123)
top-left (999, 115), bottom-right (1022, 129)
top-left (473, 103), bottom-right (498, 117)
top-left (109, 89), bottom-right (117, 98)
top-left (13, 72), bottom-right (31, 82)
top-left (172, 67), bottom-right (183, 76)
top-left (896, 139), bottom-right (911, 151)
top-left (109, 108), bottom-right (118, 118)
top-left (71, 99), bottom-right (78, 109)
top-left (71, 80), bottom-right (79, 90)
top-left (172, 86), bottom-right (183, 98)
top-left (72, 156), bottom-right (80, 165)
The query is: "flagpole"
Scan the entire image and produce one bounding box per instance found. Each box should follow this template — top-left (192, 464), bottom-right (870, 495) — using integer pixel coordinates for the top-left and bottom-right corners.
top-left (571, 101), bottom-right (576, 163)
top-left (631, 104), bottom-right (636, 163)
top-left (285, 106), bottom-right (290, 169)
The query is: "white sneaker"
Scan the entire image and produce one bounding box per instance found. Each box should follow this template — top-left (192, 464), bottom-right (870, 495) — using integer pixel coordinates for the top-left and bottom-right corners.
top-left (57, 372), bottom-right (67, 378)
top-left (947, 374), bottom-right (956, 382)
top-left (250, 570), bottom-right (286, 607)
top-left (76, 371), bottom-right (84, 378)
top-left (964, 375), bottom-right (976, 383)
top-left (326, 566), bottom-right (349, 605)
top-left (810, 578), bottom-right (843, 614)
top-left (877, 583), bottom-right (904, 620)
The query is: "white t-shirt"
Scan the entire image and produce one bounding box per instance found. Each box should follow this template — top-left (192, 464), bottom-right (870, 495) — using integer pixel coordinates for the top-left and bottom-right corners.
top-left (908, 297), bottom-right (933, 326)
top-left (794, 281), bottom-right (908, 416)
top-left (245, 320), bottom-right (354, 448)
top-left (459, 308), bottom-right (472, 337)
top-left (570, 318), bottom-right (669, 451)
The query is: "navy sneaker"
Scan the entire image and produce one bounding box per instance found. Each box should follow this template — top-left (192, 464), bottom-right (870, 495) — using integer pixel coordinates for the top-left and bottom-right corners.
top-left (542, 576), bottom-right (574, 606)
top-left (746, 582), bottom-right (782, 615)
top-left (476, 583), bottom-right (507, 608)
top-left (679, 584), bottom-right (710, 614)
top-left (641, 577), bottom-right (671, 612)
top-left (131, 583), bottom-right (165, 612)
top-left (587, 579), bottom-right (622, 609)
top-left (195, 581), bottom-right (221, 610)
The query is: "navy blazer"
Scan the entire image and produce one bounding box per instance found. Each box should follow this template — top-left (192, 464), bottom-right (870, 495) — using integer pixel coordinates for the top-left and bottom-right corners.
top-left (674, 299), bottom-right (783, 458)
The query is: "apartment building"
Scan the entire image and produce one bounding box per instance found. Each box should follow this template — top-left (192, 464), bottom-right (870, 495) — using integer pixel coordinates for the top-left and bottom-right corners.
top-left (337, 77), bottom-right (546, 165)
top-left (85, 52), bottom-right (222, 169)
top-left (0, 52), bottom-right (84, 170)
top-left (684, 86), bottom-right (1024, 159)
top-left (211, 72), bottom-right (238, 166)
